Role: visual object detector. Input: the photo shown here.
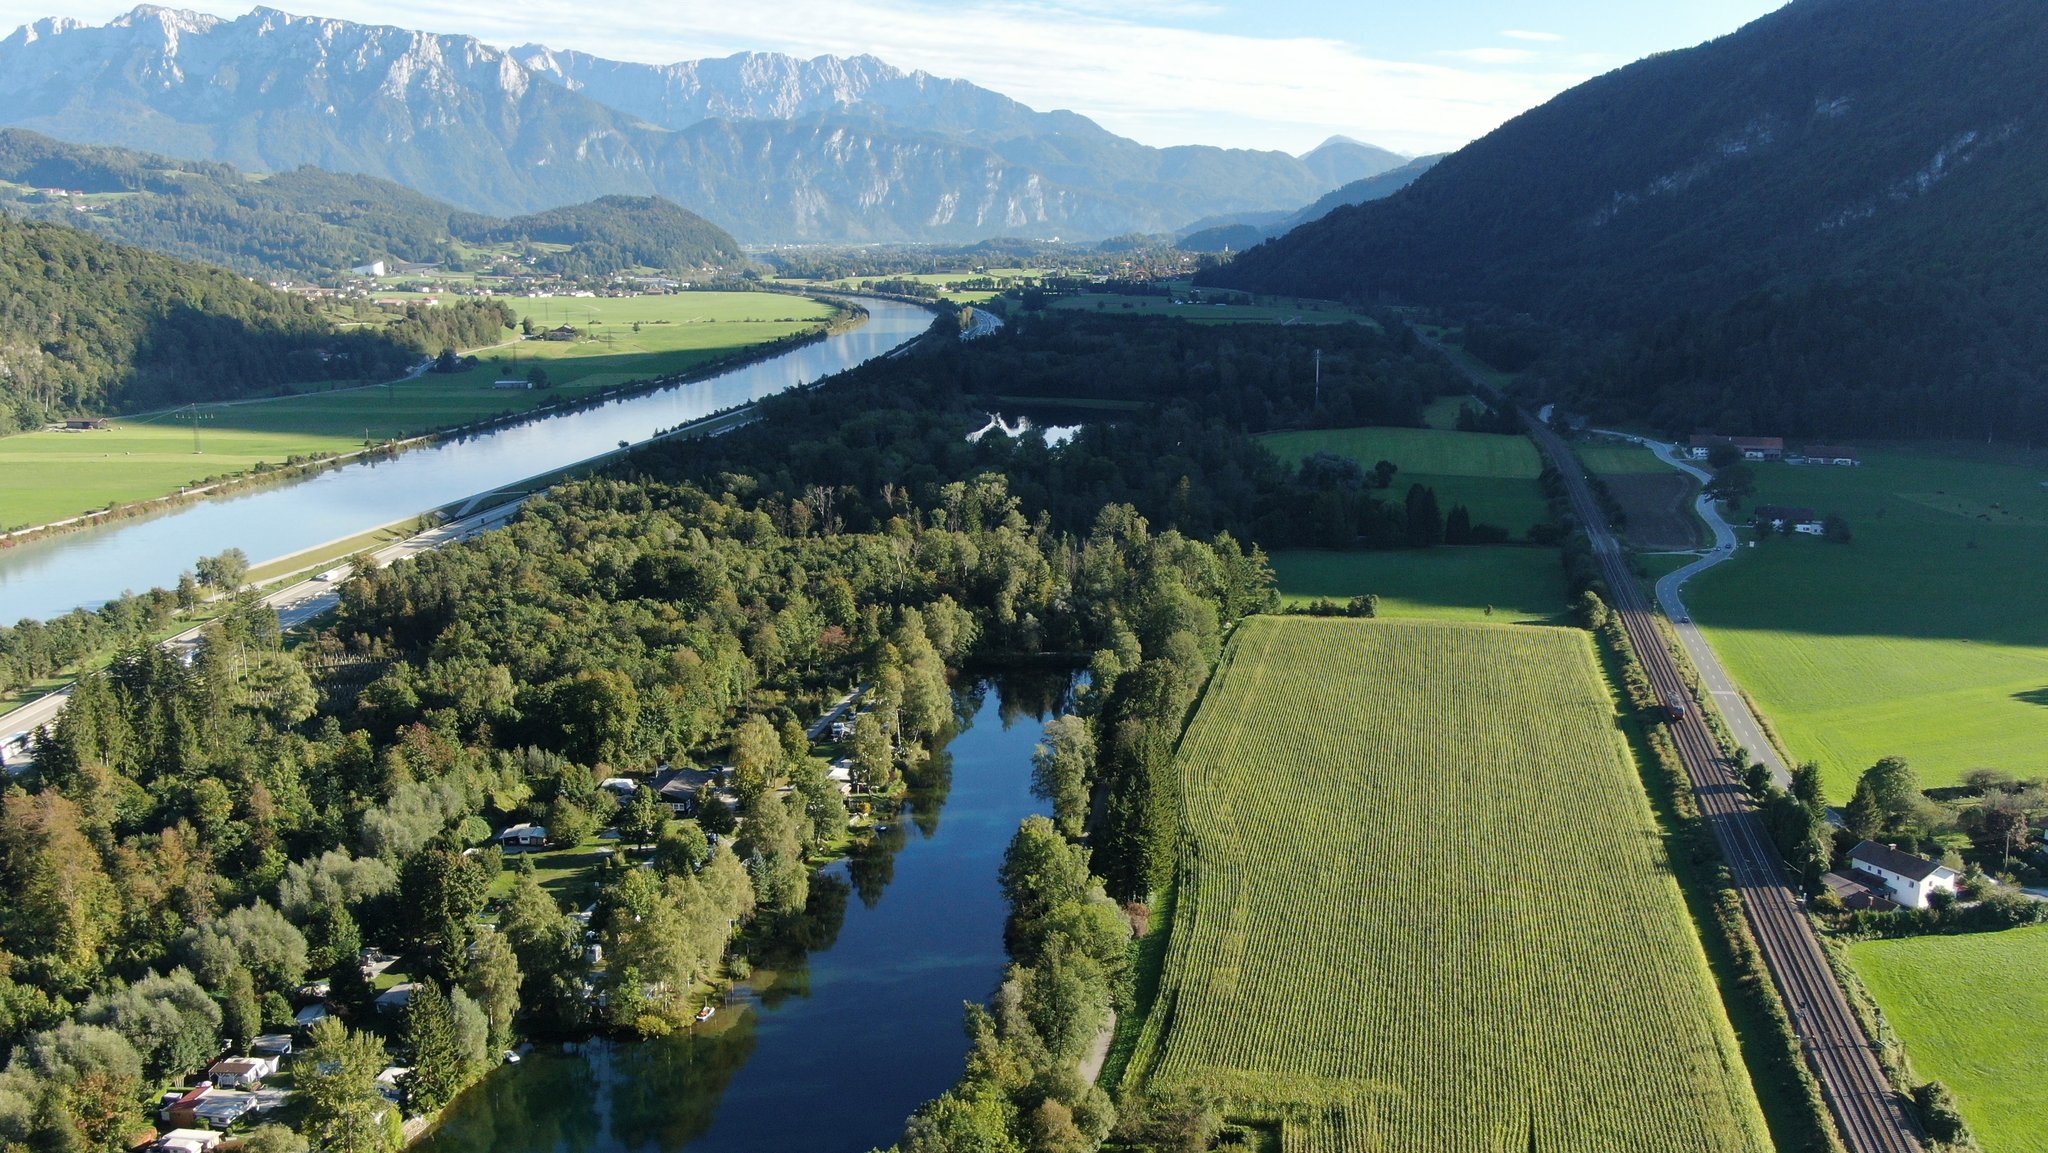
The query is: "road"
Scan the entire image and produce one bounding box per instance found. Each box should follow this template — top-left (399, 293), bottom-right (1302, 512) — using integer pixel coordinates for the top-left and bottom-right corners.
top-left (1592, 432), bottom-right (1790, 788)
top-left (0, 497), bottom-right (527, 761)
top-left (1524, 415), bottom-right (1923, 1153)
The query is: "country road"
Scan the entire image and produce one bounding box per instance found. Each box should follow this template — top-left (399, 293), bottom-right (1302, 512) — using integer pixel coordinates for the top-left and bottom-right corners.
top-left (1592, 431), bottom-right (1791, 788)
top-left (1412, 326), bottom-right (1922, 1153)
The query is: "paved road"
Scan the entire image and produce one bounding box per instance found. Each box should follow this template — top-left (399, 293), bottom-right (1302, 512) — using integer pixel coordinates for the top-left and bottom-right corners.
top-left (1526, 415), bottom-right (1923, 1153)
top-left (0, 497), bottom-right (527, 761)
top-left (1592, 432), bottom-right (1790, 787)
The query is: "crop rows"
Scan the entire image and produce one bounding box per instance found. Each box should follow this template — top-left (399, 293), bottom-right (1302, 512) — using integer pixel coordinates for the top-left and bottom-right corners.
top-left (1128, 617), bottom-right (1771, 1153)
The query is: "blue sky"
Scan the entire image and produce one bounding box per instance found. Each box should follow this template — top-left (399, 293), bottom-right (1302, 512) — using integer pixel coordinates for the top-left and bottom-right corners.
top-left (2, 1), bottom-right (1787, 153)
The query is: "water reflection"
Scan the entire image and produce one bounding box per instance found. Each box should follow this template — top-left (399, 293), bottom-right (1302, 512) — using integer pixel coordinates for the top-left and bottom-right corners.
top-left (415, 671), bottom-right (1076, 1153)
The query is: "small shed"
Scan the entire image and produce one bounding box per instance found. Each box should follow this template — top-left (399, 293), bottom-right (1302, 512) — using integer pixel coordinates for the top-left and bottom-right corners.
top-left (498, 823), bottom-right (548, 847)
top-left (155, 1129), bottom-right (223, 1153)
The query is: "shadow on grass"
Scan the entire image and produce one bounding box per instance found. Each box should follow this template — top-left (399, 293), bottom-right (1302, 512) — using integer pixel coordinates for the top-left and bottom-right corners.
top-left (2014, 687), bottom-right (2048, 708)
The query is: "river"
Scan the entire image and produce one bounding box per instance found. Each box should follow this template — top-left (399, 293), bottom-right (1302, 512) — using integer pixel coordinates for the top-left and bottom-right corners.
top-left (0, 299), bottom-right (934, 622)
top-left (411, 673), bottom-right (1075, 1153)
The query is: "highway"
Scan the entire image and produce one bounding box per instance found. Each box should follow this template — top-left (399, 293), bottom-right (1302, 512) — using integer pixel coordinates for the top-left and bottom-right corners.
top-left (1524, 414), bottom-right (1923, 1153)
top-left (0, 497), bottom-right (527, 764)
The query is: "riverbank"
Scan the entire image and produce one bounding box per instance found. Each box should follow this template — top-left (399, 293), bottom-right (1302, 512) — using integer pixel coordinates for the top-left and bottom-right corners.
top-left (0, 295), bottom-right (862, 542)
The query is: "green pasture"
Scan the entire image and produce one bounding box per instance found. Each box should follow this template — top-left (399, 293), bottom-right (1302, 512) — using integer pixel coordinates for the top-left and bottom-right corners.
top-left (1685, 446), bottom-right (2048, 797)
top-left (1260, 426), bottom-right (1550, 534)
top-left (1421, 395), bottom-right (1479, 430)
top-left (1577, 440), bottom-right (1675, 473)
top-left (1268, 547), bottom-right (1566, 624)
top-left (0, 293), bottom-right (838, 529)
top-left (1848, 926), bottom-right (2048, 1153)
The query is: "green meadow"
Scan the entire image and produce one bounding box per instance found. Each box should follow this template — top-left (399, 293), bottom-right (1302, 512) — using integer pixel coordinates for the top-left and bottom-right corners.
top-left (1259, 426), bottom-right (1551, 536)
top-left (1848, 926), bottom-right (2048, 1153)
top-left (1269, 546), bottom-right (1567, 624)
top-left (0, 293), bottom-right (838, 530)
top-left (1685, 446), bottom-right (2048, 797)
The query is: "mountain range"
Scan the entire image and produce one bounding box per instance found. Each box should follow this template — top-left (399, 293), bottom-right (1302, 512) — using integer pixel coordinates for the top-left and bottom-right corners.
top-left (0, 6), bottom-right (1408, 243)
top-left (1178, 154), bottom-right (1445, 253)
top-left (1211, 0), bottom-right (2048, 441)
top-left (0, 128), bottom-right (740, 278)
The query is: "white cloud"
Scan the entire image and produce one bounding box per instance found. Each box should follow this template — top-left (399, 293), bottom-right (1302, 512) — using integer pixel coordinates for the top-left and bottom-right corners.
top-left (1501, 29), bottom-right (1565, 42)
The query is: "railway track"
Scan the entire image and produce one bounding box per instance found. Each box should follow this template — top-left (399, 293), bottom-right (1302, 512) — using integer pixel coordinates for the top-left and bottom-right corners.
top-left (1525, 416), bottom-right (1923, 1153)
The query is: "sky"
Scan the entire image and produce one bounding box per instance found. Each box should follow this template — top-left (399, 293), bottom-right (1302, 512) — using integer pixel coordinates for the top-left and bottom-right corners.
top-left (0, 0), bottom-right (1787, 154)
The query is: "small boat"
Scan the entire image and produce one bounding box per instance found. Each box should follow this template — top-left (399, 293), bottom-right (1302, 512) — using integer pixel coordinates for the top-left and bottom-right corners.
top-left (694, 1006), bottom-right (716, 1024)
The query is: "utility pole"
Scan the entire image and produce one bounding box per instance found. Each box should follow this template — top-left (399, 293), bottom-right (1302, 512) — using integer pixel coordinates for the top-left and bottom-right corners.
top-left (1314, 348), bottom-right (1323, 408)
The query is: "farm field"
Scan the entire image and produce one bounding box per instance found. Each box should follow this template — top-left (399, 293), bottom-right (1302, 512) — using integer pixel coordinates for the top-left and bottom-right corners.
top-left (1684, 445), bottom-right (2048, 798)
top-left (1847, 926), bottom-right (2048, 1153)
top-left (1259, 426), bottom-right (1550, 536)
top-left (1126, 616), bottom-right (1771, 1153)
top-left (0, 293), bottom-right (839, 529)
top-left (774, 268), bottom-right (1051, 305)
top-left (1580, 440), bottom-right (1708, 549)
top-left (1267, 546), bottom-right (1565, 623)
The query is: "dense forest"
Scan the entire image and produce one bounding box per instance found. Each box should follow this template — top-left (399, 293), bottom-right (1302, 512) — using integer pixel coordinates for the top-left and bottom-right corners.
top-left (1210, 0), bottom-right (2048, 441)
top-left (0, 131), bottom-right (741, 280)
top-left (0, 213), bottom-right (513, 429)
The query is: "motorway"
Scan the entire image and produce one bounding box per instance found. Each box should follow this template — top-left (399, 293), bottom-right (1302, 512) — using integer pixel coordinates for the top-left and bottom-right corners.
top-left (0, 497), bottom-right (527, 762)
top-left (1525, 414), bottom-right (1923, 1153)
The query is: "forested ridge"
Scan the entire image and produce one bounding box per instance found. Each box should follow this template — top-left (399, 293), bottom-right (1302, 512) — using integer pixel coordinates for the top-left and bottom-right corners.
top-left (0, 130), bottom-right (741, 279)
top-left (1210, 0), bottom-right (2048, 441)
top-left (0, 212), bottom-right (512, 429)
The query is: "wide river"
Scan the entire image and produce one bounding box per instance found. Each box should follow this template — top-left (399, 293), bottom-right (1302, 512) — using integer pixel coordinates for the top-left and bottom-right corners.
top-left (0, 298), bottom-right (934, 622)
top-left (413, 674), bottom-right (1073, 1153)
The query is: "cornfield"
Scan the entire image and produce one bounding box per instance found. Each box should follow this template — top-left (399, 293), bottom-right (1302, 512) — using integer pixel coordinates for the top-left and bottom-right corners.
top-left (1125, 617), bottom-right (1771, 1153)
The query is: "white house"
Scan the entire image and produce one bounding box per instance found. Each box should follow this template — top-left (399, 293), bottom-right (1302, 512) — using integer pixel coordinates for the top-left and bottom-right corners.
top-left (499, 822), bottom-right (548, 847)
top-left (1846, 841), bottom-right (1959, 909)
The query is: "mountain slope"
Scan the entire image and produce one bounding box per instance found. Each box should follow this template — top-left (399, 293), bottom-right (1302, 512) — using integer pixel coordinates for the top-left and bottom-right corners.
top-left (1180, 154), bottom-right (1442, 252)
top-left (0, 129), bottom-right (741, 277)
top-left (1211, 0), bottom-right (2048, 439)
top-left (0, 212), bottom-right (505, 428)
top-left (0, 6), bottom-right (1404, 242)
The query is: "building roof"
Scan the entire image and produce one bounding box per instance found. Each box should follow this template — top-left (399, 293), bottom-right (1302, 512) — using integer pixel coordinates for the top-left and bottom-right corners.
top-left (1691, 434), bottom-right (1784, 450)
top-left (1848, 840), bottom-right (1956, 883)
top-left (655, 766), bottom-right (718, 800)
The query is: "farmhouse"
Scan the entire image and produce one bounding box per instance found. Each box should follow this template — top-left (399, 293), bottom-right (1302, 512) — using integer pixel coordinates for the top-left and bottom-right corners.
top-left (63, 418), bottom-right (110, 430)
top-left (1801, 444), bottom-right (1862, 466)
top-left (1689, 434), bottom-right (1785, 461)
top-left (1846, 841), bottom-right (1959, 909)
top-left (498, 822), bottom-right (548, 847)
top-left (1753, 505), bottom-right (1822, 534)
top-left (542, 325), bottom-right (580, 341)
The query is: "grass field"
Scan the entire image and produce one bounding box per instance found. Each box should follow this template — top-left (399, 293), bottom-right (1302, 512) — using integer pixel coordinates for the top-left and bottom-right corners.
top-left (1421, 395), bottom-right (1479, 430)
top-left (0, 293), bottom-right (838, 529)
top-left (1685, 446), bottom-right (2048, 797)
top-left (1268, 547), bottom-right (1566, 623)
top-left (1125, 617), bottom-right (1771, 1153)
top-left (1259, 426), bottom-right (1550, 535)
top-left (1847, 926), bottom-right (2048, 1153)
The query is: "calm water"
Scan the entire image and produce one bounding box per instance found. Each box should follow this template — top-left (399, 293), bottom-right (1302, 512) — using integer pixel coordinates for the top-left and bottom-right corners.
top-left (0, 299), bottom-right (933, 621)
top-left (413, 674), bottom-right (1075, 1153)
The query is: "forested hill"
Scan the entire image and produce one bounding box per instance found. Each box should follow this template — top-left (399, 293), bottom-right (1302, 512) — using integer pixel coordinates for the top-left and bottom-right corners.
top-left (0, 130), bottom-right (742, 279)
top-left (1209, 0), bottom-right (2048, 441)
top-left (0, 213), bottom-right (510, 429)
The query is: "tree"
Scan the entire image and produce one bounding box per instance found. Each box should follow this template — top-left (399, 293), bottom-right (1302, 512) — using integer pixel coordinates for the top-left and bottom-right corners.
top-left (851, 711), bottom-right (895, 794)
top-left (195, 547), bottom-right (251, 595)
top-left (19, 1023), bottom-right (144, 1152)
top-left (741, 794), bottom-right (809, 915)
top-left (1031, 716), bottom-right (1095, 837)
top-left (1019, 939), bottom-right (1110, 1064)
top-left (1444, 503), bottom-right (1472, 545)
top-left (999, 817), bottom-right (1092, 949)
top-left (1706, 442), bottom-right (1742, 469)
top-left (78, 968), bottom-right (221, 1080)
top-left (1403, 484), bottom-right (1443, 547)
top-left (1843, 778), bottom-right (1886, 842)
top-left (399, 842), bottom-right (490, 973)
top-left (1704, 463), bottom-right (1756, 509)
top-left (459, 931), bottom-right (521, 1055)
top-left (397, 981), bottom-right (469, 1115)
top-left (525, 366), bottom-right (548, 388)
top-left (616, 786), bottom-right (669, 848)
top-left (434, 347), bottom-right (459, 373)
top-left (1859, 756), bottom-right (1926, 835)
top-left (298, 1017), bottom-right (397, 1153)
top-left (1790, 761), bottom-right (1825, 812)
top-left (0, 792), bottom-right (123, 992)
top-left (730, 714), bottom-right (784, 801)
top-left (1821, 513), bottom-right (1852, 542)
